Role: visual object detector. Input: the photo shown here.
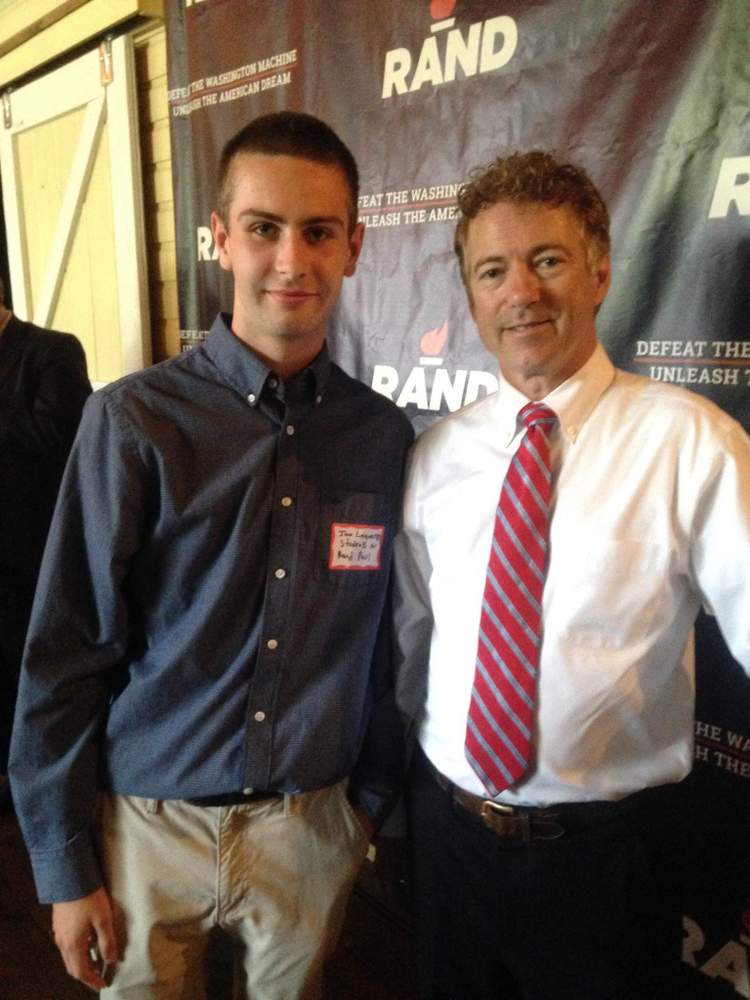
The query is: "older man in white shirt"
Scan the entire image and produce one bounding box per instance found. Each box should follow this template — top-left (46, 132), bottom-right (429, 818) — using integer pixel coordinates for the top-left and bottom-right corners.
top-left (395, 150), bottom-right (750, 1000)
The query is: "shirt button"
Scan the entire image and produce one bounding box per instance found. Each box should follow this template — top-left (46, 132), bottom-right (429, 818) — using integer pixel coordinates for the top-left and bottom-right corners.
top-left (266, 638), bottom-right (278, 650)
top-left (254, 711), bottom-right (266, 722)
top-left (247, 393), bottom-right (256, 405)
top-left (274, 568), bottom-right (286, 579)
top-left (268, 377), bottom-right (278, 389)
top-left (315, 395), bottom-right (322, 405)
top-left (286, 424), bottom-right (295, 435)
top-left (281, 496), bottom-right (293, 508)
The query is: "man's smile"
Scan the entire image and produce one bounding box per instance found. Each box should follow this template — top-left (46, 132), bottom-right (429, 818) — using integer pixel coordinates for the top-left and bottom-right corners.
top-left (503, 317), bottom-right (554, 333)
top-left (265, 289), bottom-right (317, 305)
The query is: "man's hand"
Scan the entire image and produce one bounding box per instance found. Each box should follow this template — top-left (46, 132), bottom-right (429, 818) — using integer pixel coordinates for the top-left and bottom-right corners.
top-left (52, 887), bottom-right (118, 991)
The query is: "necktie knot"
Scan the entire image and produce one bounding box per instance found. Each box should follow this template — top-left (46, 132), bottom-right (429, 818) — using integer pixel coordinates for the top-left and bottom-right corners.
top-left (519, 402), bottom-right (557, 432)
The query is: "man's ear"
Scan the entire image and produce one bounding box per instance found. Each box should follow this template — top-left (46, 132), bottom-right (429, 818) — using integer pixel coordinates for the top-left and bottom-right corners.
top-left (211, 211), bottom-right (233, 273)
top-left (466, 283), bottom-right (476, 322)
top-left (344, 222), bottom-right (365, 277)
top-left (592, 253), bottom-right (611, 307)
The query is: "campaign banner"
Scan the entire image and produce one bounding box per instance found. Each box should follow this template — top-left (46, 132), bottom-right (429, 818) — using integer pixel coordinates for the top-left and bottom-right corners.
top-left (165, 2), bottom-right (750, 994)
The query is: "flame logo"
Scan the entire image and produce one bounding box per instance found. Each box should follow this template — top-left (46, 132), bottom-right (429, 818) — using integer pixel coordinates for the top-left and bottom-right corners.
top-left (431, 0), bottom-right (457, 18)
top-left (420, 321), bottom-right (449, 356)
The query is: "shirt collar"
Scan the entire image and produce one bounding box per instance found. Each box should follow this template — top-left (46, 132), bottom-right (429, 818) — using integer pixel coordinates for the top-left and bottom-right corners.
top-left (493, 342), bottom-right (616, 446)
top-left (546, 343), bottom-right (615, 442)
top-left (202, 312), bottom-right (332, 405)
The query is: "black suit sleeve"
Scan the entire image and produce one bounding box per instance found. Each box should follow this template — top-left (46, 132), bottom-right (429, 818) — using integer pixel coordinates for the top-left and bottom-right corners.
top-left (0, 332), bottom-right (91, 459)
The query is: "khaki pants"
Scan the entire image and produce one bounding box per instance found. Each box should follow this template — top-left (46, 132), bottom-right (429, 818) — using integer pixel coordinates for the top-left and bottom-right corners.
top-left (99, 782), bottom-right (369, 999)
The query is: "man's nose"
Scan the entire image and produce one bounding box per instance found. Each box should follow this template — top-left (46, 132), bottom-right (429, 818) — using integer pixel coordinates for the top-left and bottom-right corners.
top-left (504, 262), bottom-right (541, 307)
top-left (274, 232), bottom-right (308, 279)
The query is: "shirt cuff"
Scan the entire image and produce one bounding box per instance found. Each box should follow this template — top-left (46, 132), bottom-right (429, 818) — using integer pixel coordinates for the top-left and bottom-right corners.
top-left (28, 827), bottom-right (103, 904)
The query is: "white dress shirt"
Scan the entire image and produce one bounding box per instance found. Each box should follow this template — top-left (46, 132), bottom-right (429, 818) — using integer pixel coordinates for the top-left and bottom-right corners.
top-left (395, 343), bottom-right (750, 805)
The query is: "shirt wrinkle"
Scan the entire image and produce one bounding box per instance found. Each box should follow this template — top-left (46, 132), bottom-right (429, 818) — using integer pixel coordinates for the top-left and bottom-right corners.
top-left (10, 312), bottom-right (413, 902)
top-left (544, 344), bottom-right (615, 443)
top-left (395, 341), bottom-right (750, 808)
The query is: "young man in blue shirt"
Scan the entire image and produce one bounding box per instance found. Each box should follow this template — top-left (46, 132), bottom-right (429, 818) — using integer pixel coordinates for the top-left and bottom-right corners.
top-left (11, 112), bottom-right (412, 999)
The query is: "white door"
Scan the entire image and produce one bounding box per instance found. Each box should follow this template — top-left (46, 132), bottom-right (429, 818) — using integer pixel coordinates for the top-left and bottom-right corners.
top-left (0, 34), bottom-right (151, 385)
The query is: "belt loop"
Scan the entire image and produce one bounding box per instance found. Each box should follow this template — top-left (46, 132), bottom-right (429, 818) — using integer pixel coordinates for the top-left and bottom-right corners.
top-left (283, 792), bottom-right (293, 818)
top-left (144, 798), bottom-right (160, 814)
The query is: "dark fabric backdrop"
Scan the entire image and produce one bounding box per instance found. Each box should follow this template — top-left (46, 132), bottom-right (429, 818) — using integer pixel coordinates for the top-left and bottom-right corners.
top-left (165, 3), bottom-right (750, 993)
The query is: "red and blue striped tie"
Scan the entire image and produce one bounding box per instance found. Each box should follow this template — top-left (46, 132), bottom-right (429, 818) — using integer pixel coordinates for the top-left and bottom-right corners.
top-left (465, 401), bottom-right (557, 796)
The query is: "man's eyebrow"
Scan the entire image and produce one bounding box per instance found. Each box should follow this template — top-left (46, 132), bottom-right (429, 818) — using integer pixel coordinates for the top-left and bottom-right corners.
top-left (529, 242), bottom-right (570, 256)
top-left (473, 243), bottom-right (571, 272)
top-left (473, 254), bottom-right (506, 273)
top-left (236, 208), bottom-right (346, 227)
top-left (237, 208), bottom-right (284, 223)
top-left (302, 215), bottom-right (347, 228)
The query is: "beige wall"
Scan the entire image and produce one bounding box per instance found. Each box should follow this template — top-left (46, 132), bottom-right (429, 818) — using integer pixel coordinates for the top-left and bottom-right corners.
top-left (0, 0), bottom-right (163, 88)
top-left (133, 23), bottom-right (179, 360)
top-left (0, 2), bottom-right (178, 366)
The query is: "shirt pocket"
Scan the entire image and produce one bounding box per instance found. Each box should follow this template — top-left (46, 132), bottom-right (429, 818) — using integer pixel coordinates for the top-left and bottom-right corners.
top-left (314, 489), bottom-right (392, 587)
top-left (545, 534), bottom-right (673, 649)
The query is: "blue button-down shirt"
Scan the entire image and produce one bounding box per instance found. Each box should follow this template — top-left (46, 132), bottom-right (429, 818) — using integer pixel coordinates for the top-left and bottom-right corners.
top-left (10, 314), bottom-right (413, 903)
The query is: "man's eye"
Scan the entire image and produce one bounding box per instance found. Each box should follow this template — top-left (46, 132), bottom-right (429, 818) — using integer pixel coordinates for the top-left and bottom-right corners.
top-left (250, 222), bottom-right (277, 238)
top-left (536, 256), bottom-right (562, 270)
top-left (306, 227), bottom-right (332, 243)
top-left (479, 267), bottom-right (502, 281)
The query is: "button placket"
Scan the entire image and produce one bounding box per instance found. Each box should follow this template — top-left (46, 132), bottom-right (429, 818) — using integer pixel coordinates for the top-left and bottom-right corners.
top-left (243, 405), bottom-right (301, 789)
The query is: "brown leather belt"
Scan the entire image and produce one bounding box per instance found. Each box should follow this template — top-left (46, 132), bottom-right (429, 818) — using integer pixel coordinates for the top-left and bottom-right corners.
top-left (424, 753), bottom-right (645, 842)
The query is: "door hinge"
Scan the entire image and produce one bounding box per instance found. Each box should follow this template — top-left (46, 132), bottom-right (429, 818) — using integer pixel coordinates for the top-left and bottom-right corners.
top-left (99, 35), bottom-right (114, 87)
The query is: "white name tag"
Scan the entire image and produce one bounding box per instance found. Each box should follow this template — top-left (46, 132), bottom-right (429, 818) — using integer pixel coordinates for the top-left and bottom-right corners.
top-left (329, 523), bottom-right (385, 571)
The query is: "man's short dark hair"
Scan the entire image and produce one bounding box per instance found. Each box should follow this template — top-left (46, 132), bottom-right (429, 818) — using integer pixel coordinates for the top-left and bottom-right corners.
top-left (454, 151), bottom-right (610, 283)
top-left (216, 111), bottom-right (359, 231)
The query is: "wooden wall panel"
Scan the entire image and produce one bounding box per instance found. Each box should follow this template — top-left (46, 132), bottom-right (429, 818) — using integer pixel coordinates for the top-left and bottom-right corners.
top-left (133, 23), bottom-right (179, 361)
